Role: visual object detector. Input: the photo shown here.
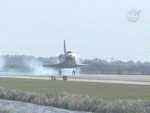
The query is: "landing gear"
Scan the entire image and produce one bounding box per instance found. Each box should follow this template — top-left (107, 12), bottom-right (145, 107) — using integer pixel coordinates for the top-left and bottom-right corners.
top-left (72, 68), bottom-right (77, 79)
top-left (72, 70), bottom-right (75, 75)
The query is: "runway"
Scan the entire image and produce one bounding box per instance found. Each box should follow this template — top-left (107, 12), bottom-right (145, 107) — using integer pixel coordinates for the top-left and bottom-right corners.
top-left (0, 74), bottom-right (150, 85)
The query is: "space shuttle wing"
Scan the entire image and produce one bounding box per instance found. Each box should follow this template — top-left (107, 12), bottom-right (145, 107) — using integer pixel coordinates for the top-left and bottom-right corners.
top-left (43, 63), bottom-right (88, 68)
top-left (43, 63), bottom-right (64, 68)
top-left (76, 63), bottom-right (88, 67)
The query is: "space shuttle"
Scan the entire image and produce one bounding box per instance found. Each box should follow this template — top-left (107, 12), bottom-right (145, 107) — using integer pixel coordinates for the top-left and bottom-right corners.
top-left (43, 40), bottom-right (87, 75)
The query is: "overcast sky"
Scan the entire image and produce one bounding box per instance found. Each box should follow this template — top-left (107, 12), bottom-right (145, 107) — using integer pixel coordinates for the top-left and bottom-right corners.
top-left (0, 0), bottom-right (149, 61)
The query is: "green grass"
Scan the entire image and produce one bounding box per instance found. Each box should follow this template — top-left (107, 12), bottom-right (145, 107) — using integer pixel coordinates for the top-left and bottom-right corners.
top-left (0, 78), bottom-right (150, 112)
top-left (0, 78), bottom-right (150, 100)
top-left (0, 110), bottom-right (10, 113)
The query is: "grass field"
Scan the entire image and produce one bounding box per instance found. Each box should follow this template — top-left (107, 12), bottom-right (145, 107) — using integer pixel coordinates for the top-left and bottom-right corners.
top-left (0, 78), bottom-right (150, 100)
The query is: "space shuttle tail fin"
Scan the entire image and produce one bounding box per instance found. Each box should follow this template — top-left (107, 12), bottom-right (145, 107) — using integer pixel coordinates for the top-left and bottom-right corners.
top-left (64, 40), bottom-right (67, 54)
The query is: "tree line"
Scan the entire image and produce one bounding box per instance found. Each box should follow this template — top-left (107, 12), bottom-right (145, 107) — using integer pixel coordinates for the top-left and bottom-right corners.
top-left (81, 58), bottom-right (150, 75)
top-left (1, 55), bottom-right (150, 75)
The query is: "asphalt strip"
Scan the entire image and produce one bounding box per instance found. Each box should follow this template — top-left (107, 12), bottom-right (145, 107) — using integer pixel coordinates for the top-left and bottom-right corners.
top-left (0, 75), bottom-right (150, 86)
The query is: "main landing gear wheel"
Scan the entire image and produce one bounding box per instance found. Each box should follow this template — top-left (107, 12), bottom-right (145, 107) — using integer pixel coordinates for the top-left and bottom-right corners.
top-left (72, 69), bottom-right (76, 79)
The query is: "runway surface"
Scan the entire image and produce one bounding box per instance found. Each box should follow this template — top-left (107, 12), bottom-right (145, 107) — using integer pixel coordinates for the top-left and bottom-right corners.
top-left (0, 74), bottom-right (150, 85)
